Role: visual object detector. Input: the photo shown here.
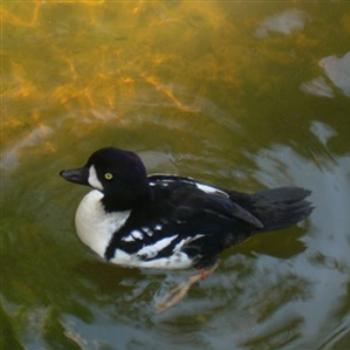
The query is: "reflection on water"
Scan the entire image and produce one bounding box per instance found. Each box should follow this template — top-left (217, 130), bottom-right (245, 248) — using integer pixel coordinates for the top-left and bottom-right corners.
top-left (246, 131), bottom-right (350, 349)
top-left (300, 76), bottom-right (334, 98)
top-left (301, 51), bottom-right (350, 99)
top-left (320, 52), bottom-right (350, 97)
top-left (1, 1), bottom-right (350, 349)
top-left (0, 125), bottom-right (53, 171)
top-left (255, 9), bottom-right (308, 38)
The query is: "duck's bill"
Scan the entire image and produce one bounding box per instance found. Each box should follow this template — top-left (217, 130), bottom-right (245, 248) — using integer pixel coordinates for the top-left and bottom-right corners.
top-left (59, 167), bottom-right (88, 185)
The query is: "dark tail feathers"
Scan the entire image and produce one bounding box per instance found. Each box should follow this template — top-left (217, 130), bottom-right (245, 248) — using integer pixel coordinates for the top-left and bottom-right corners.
top-left (231, 187), bottom-right (313, 232)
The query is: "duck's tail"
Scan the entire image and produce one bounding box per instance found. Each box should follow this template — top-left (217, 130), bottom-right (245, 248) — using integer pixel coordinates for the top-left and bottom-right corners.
top-left (231, 187), bottom-right (313, 232)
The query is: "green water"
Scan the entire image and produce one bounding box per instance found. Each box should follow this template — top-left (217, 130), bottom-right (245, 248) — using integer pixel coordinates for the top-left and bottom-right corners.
top-left (1, 1), bottom-right (350, 349)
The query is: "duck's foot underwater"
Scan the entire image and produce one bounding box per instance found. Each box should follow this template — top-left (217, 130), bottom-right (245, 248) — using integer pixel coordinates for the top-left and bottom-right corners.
top-left (155, 262), bottom-right (219, 313)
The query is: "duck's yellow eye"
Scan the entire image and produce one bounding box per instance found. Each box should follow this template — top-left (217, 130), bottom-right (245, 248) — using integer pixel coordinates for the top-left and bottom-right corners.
top-left (104, 172), bottom-right (113, 180)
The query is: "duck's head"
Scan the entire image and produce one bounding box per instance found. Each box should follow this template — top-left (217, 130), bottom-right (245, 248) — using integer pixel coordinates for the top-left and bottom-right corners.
top-left (60, 147), bottom-right (150, 211)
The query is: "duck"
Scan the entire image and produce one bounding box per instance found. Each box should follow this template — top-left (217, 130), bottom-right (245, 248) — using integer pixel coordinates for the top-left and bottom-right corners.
top-left (60, 147), bottom-right (313, 311)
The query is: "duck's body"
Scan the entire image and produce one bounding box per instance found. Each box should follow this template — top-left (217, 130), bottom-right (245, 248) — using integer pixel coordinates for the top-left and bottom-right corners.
top-left (60, 147), bottom-right (313, 271)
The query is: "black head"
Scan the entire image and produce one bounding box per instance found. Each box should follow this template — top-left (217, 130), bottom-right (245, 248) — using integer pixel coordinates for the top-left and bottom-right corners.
top-left (60, 147), bottom-right (150, 211)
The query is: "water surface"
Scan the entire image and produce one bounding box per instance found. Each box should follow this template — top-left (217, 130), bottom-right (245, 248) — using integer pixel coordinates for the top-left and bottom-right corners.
top-left (1, 1), bottom-right (350, 349)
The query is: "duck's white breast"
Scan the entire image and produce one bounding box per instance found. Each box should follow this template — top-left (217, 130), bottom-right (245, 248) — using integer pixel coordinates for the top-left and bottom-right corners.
top-left (75, 190), bottom-right (130, 258)
top-left (74, 190), bottom-right (194, 270)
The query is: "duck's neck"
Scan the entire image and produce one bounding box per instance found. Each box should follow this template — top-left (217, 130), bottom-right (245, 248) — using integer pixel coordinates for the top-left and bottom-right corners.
top-left (75, 190), bottom-right (131, 258)
top-left (101, 185), bottom-right (152, 212)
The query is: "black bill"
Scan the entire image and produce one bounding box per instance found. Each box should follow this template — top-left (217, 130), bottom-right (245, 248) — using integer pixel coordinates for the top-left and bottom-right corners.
top-left (59, 167), bottom-right (88, 185)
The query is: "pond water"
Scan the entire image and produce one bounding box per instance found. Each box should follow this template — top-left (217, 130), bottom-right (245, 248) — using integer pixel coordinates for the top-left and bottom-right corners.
top-left (1, 1), bottom-right (350, 349)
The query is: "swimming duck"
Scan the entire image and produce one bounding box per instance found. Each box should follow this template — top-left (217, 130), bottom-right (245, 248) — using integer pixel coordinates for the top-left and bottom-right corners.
top-left (60, 147), bottom-right (312, 311)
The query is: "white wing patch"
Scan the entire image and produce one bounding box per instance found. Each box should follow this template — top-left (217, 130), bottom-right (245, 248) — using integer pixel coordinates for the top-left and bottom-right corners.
top-left (110, 234), bottom-right (193, 269)
top-left (142, 227), bottom-right (153, 237)
top-left (121, 230), bottom-right (143, 242)
top-left (137, 235), bottom-right (178, 259)
top-left (149, 175), bottom-right (229, 198)
top-left (110, 250), bottom-right (192, 269)
top-left (131, 230), bottom-right (143, 240)
top-left (136, 252), bottom-right (192, 269)
top-left (109, 232), bottom-right (208, 270)
top-left (121, 235), bottom-right (135, 242)
top-left (196, 183), bottom-right (230, 198)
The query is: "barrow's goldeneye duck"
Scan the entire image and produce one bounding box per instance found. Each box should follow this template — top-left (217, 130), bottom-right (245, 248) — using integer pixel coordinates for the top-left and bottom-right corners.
top-left (60, 147), bottom-right (313, 311)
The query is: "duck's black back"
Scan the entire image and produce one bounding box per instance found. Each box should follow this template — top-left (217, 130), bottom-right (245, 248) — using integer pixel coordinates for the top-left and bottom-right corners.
top-left (105, 176), bottom-right (259, 268)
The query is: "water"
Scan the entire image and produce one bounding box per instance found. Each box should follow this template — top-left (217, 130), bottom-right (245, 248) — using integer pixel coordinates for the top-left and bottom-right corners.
top-left (1, 1), bottom-right (350, 349)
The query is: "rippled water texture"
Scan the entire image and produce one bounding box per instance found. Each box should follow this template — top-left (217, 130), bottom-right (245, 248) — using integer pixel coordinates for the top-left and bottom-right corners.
top-left (1, 1), bottom-right (350, 349)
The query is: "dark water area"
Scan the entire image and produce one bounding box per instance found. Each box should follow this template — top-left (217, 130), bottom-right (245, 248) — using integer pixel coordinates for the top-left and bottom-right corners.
top-left (1, 1), bottom-right (350, 349)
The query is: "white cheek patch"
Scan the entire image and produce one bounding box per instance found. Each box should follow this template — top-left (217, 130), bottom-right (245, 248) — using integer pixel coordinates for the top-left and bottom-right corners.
top-left (88, 165), bottom-right (103, 191)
